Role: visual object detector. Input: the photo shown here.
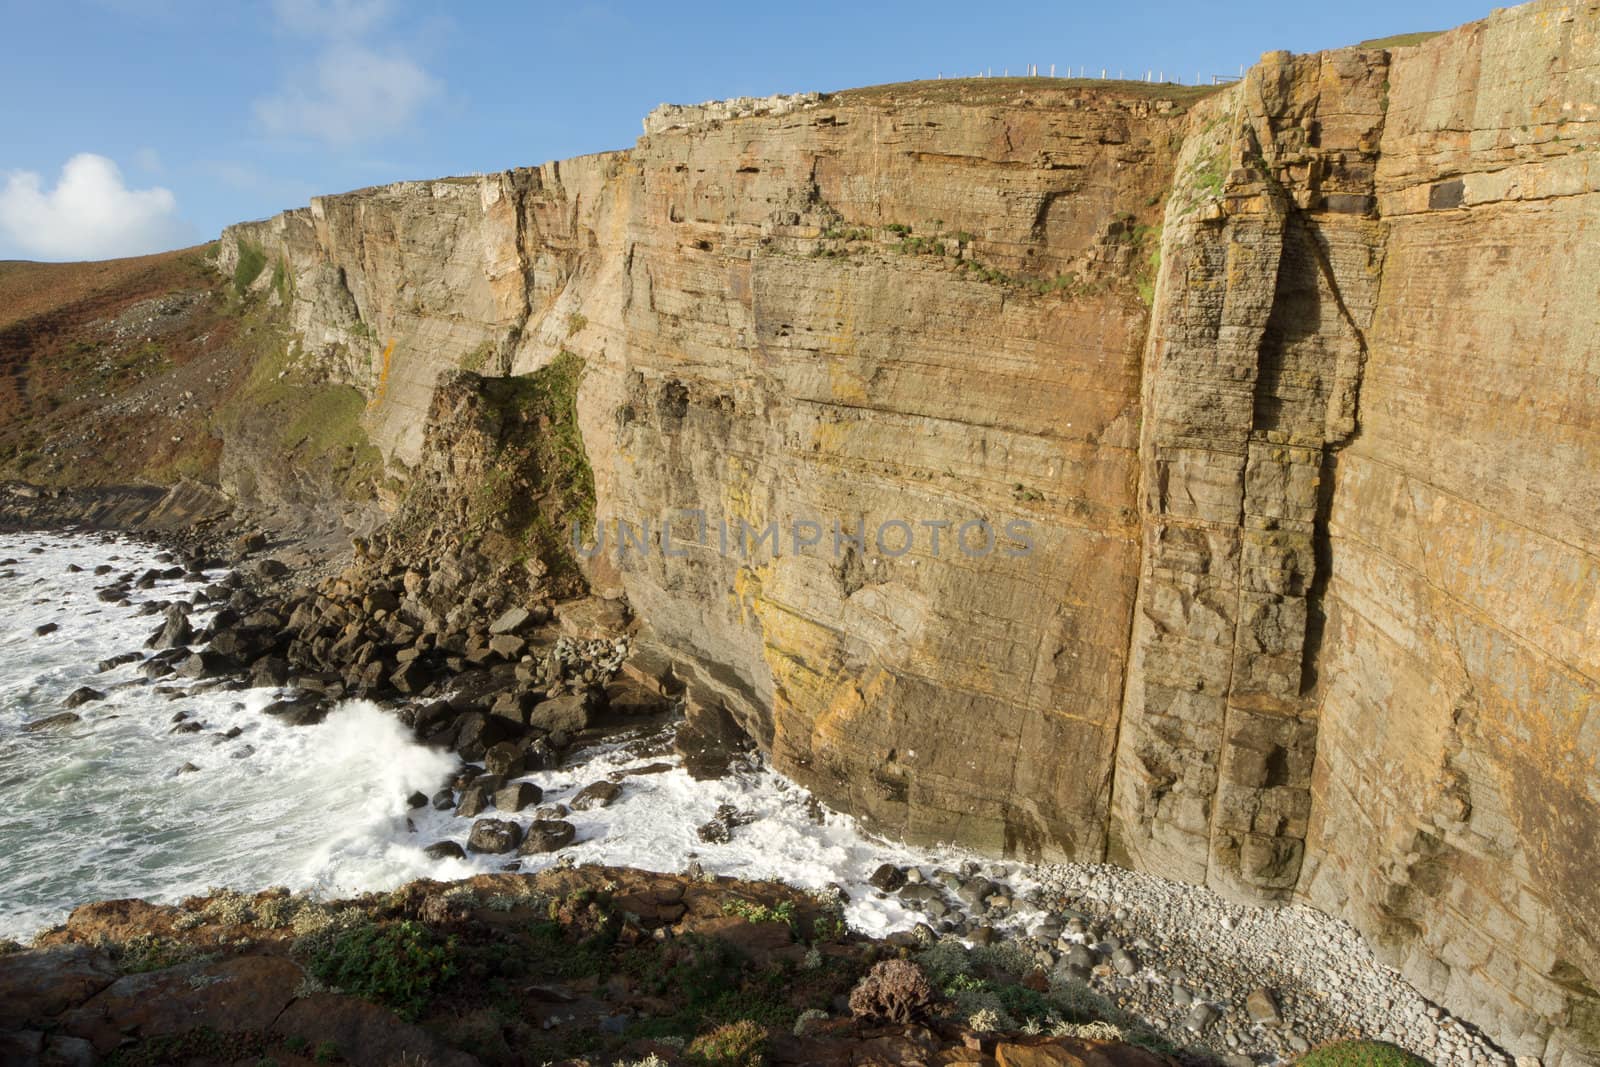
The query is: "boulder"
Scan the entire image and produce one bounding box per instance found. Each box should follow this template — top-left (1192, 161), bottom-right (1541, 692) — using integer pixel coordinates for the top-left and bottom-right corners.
top-left (34, 622), bottom-right (58, 637)
top-left (518, 819), bottom-right (576, 853)
top-left (488, 607), bottom-right (531, 635)
top-left (454, 713), bottom-right (511, 761)
top-left (868, 864), bottom-right (907, 892)
top-left (487, 634), bottom-right (525, 659)
top-left (63, 687), bottom-right (105, 709)
top-left (554, 596), bottom-right (629, 639)
top-left (1246, 986), bottom-right (1281, 1026)
top-left (697, 819), bottom-right (731, 844)
top-left (424, 841), bottom-right (466, 861)
top-left (483, 741), bottom-right (526, 779)
top-left (149, 605), bottom-right (192, 650)
top-left (466, 818), bottom-right (522, 854)
top-left (389, 659), bottom-right (433, 695)
top-left (489, 690), bottom-right (534, 725)
top-left (529, 692), bottom-right (590, 734)
top-left (570, 780), bottom-right (621, 811)
top-left (495, 782), bottom-right (542, 812)
top-left (455, 785), bottom-right (490, 819)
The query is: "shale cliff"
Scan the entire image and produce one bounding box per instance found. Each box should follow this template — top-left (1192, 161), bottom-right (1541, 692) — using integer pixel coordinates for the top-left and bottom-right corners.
top-left (212, 2), bottom-right (1600, 1062)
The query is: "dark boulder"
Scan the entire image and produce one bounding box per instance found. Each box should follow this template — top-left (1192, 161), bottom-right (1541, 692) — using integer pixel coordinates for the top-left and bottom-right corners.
top-left (518, 819), bottom-right (576, 854)
top-left (24, 712), bottom-right (81, 732)
top-left (455, 785), bottom-right (490, 819)
top-left (64, 687), bottom-right (105, 709)
top-left (494, 782), bottom-right (542, 812)
top-left (482, 741), bottom-right (526, 779)
top-left (529, 692), bottom-right (591, 735)
top-left (466, 819), bottom-right (522, 854)
top-left (570, 780), bottom-right (621, 811)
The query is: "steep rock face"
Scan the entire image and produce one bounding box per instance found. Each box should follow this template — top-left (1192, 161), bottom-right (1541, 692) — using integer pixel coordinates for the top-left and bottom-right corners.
top-left (1112, 46), bottom-right (1390, 904)
top-left (214, 4), bottom-right (1600, 1059)
top-left (1301, 7), bottom-right (1600, 1064)
top-left (577, 88), bottom-right (1181, 860)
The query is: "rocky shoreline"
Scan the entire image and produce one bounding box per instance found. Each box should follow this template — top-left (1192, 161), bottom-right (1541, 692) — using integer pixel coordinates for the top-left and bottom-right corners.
top-left (0, 513), bottom-right (1512, 1067)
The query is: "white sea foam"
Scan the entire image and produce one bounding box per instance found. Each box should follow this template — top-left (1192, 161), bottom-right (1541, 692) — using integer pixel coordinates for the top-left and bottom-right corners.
top-left (0, 531), bottom-right (1021, 942)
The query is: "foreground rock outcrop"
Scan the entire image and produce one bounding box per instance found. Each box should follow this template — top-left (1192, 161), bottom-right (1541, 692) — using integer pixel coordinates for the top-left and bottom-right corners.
top-left (0, 868), bottom-right (1184, 1067)
top-left (24, 1), bottom-right (1583, 1061)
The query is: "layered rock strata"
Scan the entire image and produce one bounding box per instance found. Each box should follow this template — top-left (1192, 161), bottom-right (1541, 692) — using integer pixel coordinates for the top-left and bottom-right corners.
top-left (214, 3), bottom-right (1600, 1059)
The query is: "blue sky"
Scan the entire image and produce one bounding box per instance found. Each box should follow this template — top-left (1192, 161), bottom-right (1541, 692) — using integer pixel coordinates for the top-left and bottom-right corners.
top-left (1, 0), bottom-right (1494, 261)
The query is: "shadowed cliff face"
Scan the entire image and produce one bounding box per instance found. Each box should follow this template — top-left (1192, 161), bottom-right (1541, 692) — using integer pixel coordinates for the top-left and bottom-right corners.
top-left (215, 2), bottom-right (1600, 1061)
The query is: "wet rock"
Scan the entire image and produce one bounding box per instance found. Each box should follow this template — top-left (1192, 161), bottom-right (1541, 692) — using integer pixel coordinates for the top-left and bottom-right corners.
top-left (466, 818), bottom-right (522, 854)
top-left (23, 712), bottom-right (82, 732)
top-left (570, 780), bottom-right (621, 810)
top-left (431, 787), bottom-right (456, 811)
top-left (34, 622), bottom-right (58, 637)
top-left (697, 819), bottom-right (731, 844)
top-left (63, 687), bottom-right (105, 709)
top-left (868, 864), bottom-right (907, 892)
top-left (483, 741), bottom-right (526, 779)
top-left (456, 785), bottom-right (490, 819)
top-left (175, 652), bottom-right (226, 679)
top-left (249, 656), bottom-right (289, 688)
top-left (494, 782), bottom-right (542, 813)
top-left (519, 819), bottom-right (577, 853)
top-left (454, 713), bottom-right (511, 761)
top-left (424, 841), bottom-right (466, 861)
top-left (406, 791), bottom-right (429, 809)
top-left (172, 762), bottom-right (200, 776)
top-left (261, 693), bottom-right (325, 727)
top-left (170, 721), bottom-right (202, 734)
top-left (148, 605), bottom-right (192, 650)
top-left (95, 652), bottom-right (140, 673)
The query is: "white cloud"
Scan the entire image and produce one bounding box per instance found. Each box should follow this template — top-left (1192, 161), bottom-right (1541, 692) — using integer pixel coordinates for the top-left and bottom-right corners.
top-left (0, 154), bottom-right (194, 261)
top-left (255, 45), bottom-right (440, 146)
top-left (271, 0), bottom-right (392, 38)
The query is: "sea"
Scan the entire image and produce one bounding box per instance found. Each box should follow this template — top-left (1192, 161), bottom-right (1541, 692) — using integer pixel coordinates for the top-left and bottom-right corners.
top-left (0, 530), bottom-right (1008, 941)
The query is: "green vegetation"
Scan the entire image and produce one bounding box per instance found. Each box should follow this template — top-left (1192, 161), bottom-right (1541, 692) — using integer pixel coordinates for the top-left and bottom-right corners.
top-left (306, 920), bottom-right (457, 1022)
top-left (313, 1040), bottom-right (342, 1064)
top-left (913, 938), bottom-right (1178, 1056)
top-left (686, 1020), bottom-right (768, 1066)
top-left (216, 308), bottom-right (385, 502)
top-left (830, 77), bottom-right (1224, 109)
top-left (104, 933), bottom-right (216, 975)
top-left (271, 256), bottom-right (292, 304)
top-left (722, 899), bottom-right (799, 930)
top-left (468, 350), bottom-right (596, 580)
top-left (233, 240), bottom-right (268, 296)
top-left (1297, 1040), bottom-right (1434, 1067)
top-left (1357, 31), bottom-right (1445, 49)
